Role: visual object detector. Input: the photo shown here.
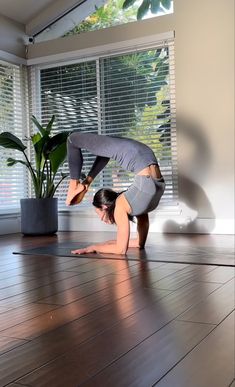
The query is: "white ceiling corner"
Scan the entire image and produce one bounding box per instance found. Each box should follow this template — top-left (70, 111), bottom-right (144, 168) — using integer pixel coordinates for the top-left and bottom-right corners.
top-left (0, 0), bottom-right (90, 37)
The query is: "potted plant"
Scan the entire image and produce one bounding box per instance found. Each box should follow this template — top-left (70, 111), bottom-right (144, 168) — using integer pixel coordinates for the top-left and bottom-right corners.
top-left (0, 115), bottom-right (70, 235)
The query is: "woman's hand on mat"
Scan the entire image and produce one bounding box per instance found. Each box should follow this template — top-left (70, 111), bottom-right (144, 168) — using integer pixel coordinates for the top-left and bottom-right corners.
top-left (71, 245), bottom-right (96, 255)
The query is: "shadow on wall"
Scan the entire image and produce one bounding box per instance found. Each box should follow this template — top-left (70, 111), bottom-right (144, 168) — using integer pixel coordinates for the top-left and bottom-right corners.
top-left (163, 115), bottom-right (215, 234)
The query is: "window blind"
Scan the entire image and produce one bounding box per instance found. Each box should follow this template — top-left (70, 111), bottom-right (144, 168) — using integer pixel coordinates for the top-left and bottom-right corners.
top-left (0, 61), bottom-right (28, 212)
top-left (29, 39), bottom-right (178, 211)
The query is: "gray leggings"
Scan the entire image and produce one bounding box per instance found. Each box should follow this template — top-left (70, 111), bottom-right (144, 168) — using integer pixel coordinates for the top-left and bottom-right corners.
top-left (124, 175), bottom-right (165, 216)
top-left (67, 133), bottom-right (110, 180)
top-left (67, 132), bottom-right (158, 179)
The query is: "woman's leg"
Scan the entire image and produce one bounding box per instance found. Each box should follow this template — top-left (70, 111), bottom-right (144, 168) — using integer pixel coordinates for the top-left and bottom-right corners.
top-left (66, 132), bottom-right (110, 205)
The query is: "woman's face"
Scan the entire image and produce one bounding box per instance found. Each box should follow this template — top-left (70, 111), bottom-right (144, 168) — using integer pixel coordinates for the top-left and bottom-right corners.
top-left (95, 207), bottom-right (112, 224)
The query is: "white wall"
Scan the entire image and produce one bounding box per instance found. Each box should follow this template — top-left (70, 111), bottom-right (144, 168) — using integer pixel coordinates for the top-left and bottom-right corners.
top-left (0, 14), bottom-right (26, 58)
top-left (172, 0), bottom-right (234, 234)
top-left (0, 0), bottom-right (234, 234)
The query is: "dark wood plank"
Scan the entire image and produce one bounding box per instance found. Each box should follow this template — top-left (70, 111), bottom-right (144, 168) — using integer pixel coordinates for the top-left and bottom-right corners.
top-left (150, 267), bottom-right (210, 290)
top-left (0, 303), bottom-right (60, 331)
top-left (195, 266), bottom-right (235, 283)
top-left (36, 266), bottom-right (182, 305)
top-left (0, 264), bottom-right (140, 310)
top-left (170, 264), bottom-right (234, 283)
top-left (0, 255), bottom-right (95, 276)
top-left (177, 279), bottom-right (235, 324)
top-left (0, 278), bottom-right (172, 340)
top-left (0, 336), bottom-right (28, 355)
top-left (16, 318), bottom-right (213, 387)
top-left (18, 320), bottom-right (214, 387)
top-left (155, 312), bottom-right (235, 387)
top-left (0, 264), bottom-right (127, 304)
top-left (0, 288), bottom-right (170, 386)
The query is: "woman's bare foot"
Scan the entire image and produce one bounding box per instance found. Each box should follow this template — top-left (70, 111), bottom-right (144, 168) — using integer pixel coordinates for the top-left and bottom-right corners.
top-left (66, 176), bottom-right (93, 206)
top-left (66, 180), bottom-right (86, 206)
top-left (70, 185), bottom-right (88, 205)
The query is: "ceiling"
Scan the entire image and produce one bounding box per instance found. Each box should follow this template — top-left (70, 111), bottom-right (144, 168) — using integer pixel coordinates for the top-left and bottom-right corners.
top-left (0, 0), bottom-right (56, 25)
top-left (0, 0), bottom-right (105, 42)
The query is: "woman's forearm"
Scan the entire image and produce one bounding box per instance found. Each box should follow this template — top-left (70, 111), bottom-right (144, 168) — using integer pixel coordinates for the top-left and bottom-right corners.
top-left (71, 242), bottom-right (127, 255)
top-left (136, 214), bottom-right (149, 248)
top-left (102, 239), bottom-right (140, 248)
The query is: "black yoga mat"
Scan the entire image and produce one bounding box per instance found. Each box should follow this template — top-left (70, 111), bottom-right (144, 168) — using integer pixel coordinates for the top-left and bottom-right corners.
top-left (13, 241), bottom-right (235, 267)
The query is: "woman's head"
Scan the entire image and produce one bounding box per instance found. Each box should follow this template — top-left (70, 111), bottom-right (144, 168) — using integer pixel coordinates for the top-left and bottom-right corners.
top-left (92, 188), bottom-right (119, 224)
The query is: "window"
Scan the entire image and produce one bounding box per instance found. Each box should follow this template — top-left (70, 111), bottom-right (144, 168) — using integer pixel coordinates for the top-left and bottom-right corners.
top-left (64, 0), bottom-right (173, 38)
top-left (34, 0), bottom-right (174, 43)
top-left (29, 38), bottom-right (178, 210)
top-left (0, 61), bottom-right (28, 212)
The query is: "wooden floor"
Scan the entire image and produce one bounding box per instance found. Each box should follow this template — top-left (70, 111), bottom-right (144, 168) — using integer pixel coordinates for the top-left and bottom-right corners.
top-left (0, 232), bottom-right (234, 387)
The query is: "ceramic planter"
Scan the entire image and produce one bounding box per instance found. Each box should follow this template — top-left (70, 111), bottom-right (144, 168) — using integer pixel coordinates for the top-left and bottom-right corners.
top-left (20, 198), bottom-right (58, 235)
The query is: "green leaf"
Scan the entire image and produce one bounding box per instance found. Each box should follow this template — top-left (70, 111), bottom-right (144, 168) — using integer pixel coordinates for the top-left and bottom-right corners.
top-left (31, 132), bottom-right (42, 145)
top-left (44, 132), bottom-right (70, 174)
top-left (31, 115), bottom-right (47, 136)
top-left (150, 0), bottom-right (160, 13)
top-left (43, 132), bottom-right (69, 157)
top-left (49, 142), bottom-right (67, 174)
top-left (45, 115), bottom-right (55, 134)
top-left (161, 0), bottom-right (171, 10)
top-left (122, 0), bottom-right (137, 9)
top-left (6, 157), bottom-right (28, 167)
top-left (0, 132), bottom-right (27, 152)
top-left (33, 135), bottom-right (48, 170)
top-left (137, 0), bottom-right (150, 19)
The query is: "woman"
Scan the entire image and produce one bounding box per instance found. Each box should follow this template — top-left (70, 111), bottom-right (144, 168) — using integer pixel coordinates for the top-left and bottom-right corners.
top-left (66, 132), bottom-right (165, 255)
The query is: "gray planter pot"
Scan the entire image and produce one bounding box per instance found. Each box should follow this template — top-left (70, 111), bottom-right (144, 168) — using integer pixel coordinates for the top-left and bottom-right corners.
top-left (20, 198), bottom-right (58, 235)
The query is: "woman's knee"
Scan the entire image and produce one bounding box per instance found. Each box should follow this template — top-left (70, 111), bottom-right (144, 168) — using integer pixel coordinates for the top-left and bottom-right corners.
top-left (68, 131), bottom-right (79, 145)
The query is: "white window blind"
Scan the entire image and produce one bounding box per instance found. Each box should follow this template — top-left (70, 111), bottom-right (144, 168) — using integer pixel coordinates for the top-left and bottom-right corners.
top-left (29, 39), bottom-right (178, 210)
top-left (0, 61), bottom-right (28, 212)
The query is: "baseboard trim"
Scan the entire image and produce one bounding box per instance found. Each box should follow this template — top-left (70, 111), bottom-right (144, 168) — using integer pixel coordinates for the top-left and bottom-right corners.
top-left (0, 212), bottom-right (233, 235)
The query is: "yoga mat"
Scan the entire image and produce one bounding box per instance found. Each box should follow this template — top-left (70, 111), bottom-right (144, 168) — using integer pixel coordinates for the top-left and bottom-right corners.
top-left (13, 242), bottom-right (235, 267)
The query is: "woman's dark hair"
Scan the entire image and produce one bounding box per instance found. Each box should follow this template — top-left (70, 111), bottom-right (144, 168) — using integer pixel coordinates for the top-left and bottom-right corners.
top-left (92, 188), bottom-right (134, 224)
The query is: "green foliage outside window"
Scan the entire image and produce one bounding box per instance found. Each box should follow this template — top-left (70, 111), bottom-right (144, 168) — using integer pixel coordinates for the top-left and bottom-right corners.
top-left (64, 0), bottom-right (172, 37)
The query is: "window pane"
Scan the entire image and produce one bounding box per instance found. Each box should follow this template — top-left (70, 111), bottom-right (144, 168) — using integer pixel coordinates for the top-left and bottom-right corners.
top-left (0, 63), bottom-right (27, 212)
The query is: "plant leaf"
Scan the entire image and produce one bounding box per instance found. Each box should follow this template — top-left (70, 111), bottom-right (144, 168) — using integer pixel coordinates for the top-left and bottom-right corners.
top-left (31, 115), bottom-right (47, 136)
top-left (43, 132), bottom-right (69, 157)
top-left (0, 132), bottom-right (26, 152)
top-left (122, 0), bottom-right (137, 9)
top-left (6, 157), bottom-right (28, 167)
top-left (31, 132), bottom-right (42, 145)
top-left (33, 135), bottom-right (48, 170)
top-left (150, 0), bottom-right (160, 13)
top-left (161, 0), bottom-right (171, 10)
top-left (50, 143), bottom-right (67, 174)
top-left (41, 131), bottom-right (69, 174)
top-left (137, 0), bottom-right (150, 20)
top-left (45, 115), bottom-right (55, 134)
